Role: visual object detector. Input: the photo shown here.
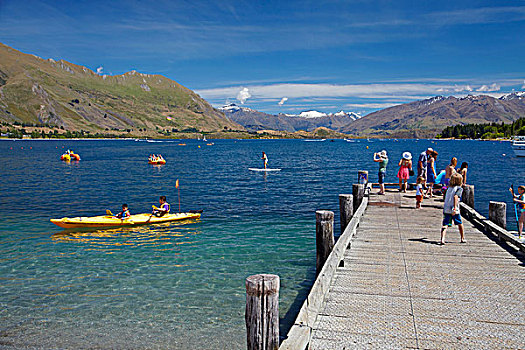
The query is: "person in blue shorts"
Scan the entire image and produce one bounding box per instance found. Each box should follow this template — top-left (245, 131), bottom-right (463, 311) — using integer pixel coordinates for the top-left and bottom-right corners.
top-left (373, 150), bottom-right (388, 195)
top-left (440, 173), bottom-right (465, 245)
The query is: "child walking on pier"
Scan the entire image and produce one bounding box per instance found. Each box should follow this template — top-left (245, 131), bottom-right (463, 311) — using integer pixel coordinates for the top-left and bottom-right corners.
top-left (415, 176), bottom-right (424, 209)
top-left (440, 173), bottom-right (465, 245)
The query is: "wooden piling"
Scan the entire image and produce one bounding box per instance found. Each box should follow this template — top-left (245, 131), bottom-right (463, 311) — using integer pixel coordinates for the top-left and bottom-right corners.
top-left (339, 194), bottom-right (353, 234)
top-left (245, 274), bottom-right (280, 350)
top-left (358, 170), bottom-right (369, 185)
top-left (316, 210), bottom-right (334, 275)
top-left (352, 183), bottom-right (365, 213)
top-left (461, 185), bottom-right (475, 208)
top-left (489, 201), bottom-right (506, 229)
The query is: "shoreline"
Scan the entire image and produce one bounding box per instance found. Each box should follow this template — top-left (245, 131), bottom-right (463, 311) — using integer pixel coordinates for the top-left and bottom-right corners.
top-left (0, 137), bottom-right (513, 141)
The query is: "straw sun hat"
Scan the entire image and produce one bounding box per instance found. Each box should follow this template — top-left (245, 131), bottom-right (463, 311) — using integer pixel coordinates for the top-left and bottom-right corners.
top-left (402, 151), bottom-right (412, 160)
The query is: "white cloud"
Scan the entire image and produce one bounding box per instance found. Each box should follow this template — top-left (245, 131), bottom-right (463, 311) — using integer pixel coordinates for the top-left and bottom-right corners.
top-left (453, 84), bottom-right (473, 92)
top-left (236, 87), bottom-right (251, 104)
top-left (198, 83), bottom-right (451, 100)
top-left (197, 80), bottom-right (520, 113)
top-left (522, 80), bottom-right (525, 89)
top-left (278, 97), bottom-right (288, 106)
top-left (96, 66), bottom-right (104, 75)
top-left (344, 103), bottom-right (400, 109)
top-left (476, 83), bottom-right (500, 92)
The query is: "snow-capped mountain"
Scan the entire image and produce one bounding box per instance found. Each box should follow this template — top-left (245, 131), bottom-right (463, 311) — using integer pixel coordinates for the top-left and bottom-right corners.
top-left (342, 92), bottom-right (525, 137)
top-left (218, 104), bottom-right (361, 132)
top-left (284, 110), bottom-right (361, 120)
top-left (500, 91), bottom-right (525, 101)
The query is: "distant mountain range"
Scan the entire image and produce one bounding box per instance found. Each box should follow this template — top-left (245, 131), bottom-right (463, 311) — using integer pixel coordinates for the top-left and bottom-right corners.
top-left (343, 93), bottom-right (525, 137)
top-left (219, 103), bottom-right (361, 132)
top-left (0, 42), bottom-right (241, 135)
top-left (222, 92), bottom-right (525, 137)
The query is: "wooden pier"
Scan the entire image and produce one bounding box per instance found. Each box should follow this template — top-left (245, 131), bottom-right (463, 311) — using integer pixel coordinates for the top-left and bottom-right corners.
top-left (250, 181), bottom-right (525, 350)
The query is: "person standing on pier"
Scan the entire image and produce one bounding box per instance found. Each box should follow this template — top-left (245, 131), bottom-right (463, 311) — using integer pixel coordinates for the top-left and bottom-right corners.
top-left (440, 173), bottom-right (466, 245)
top-left (415, 176), bottom-right (425, 209)
top-left (417, 148), bottom-right (433, 181)
top-left (397, 152), bottom-right (412, 192)
top-left (261, 152), bottom-right (268, 169)
top-left (373, 150), bottom-right (388, 195)
top-left (444, 157), bottom-right (457, 186)
top-left (426, 150), bottom-right (438, 197)
top-left (509, 185), bottom-right (525, 238)
top-left (459, 162), bottom-right (468, 185)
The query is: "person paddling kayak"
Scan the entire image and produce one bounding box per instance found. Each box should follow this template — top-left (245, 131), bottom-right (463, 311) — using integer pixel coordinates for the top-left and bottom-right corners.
top-left (115, 204), bottom-right (131, 219)
top-left (152, 196), bottom-right (170, 217)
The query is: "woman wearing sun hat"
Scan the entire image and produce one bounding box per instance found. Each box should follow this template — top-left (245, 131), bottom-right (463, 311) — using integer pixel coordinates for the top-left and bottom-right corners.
top-left (373, 150), bottom-right (388, 195)
top-left (397, 151), bottom-right (412, 192)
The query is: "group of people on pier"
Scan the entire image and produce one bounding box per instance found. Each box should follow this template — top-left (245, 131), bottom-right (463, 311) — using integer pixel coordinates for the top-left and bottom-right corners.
top-left (373, 147), bottom-right (470, 244)
top-left (373, 148), bottom-right (468, 197)
top-left (373, 146), bottom-right (525, 241)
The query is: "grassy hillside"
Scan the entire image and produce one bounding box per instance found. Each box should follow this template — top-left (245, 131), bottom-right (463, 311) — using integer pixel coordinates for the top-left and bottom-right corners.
top-left (0, 43), bottom-right (242, 136)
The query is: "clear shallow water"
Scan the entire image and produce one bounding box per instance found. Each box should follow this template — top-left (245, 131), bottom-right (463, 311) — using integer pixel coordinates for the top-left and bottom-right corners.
top-left (0, 138), bottom-right (522, 349)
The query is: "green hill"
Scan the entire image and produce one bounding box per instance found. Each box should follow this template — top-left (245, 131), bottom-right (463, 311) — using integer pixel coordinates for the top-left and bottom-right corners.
top-left (0, 42), bottom-right (242, 136)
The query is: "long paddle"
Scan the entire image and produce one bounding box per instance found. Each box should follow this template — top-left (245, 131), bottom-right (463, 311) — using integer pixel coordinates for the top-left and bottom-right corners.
top-left (176, 179), bottom-right (181, 213)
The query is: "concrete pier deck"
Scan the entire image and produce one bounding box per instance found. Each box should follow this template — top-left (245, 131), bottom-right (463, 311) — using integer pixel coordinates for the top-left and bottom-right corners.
top-left (308, 189), bottom-right (525, 349)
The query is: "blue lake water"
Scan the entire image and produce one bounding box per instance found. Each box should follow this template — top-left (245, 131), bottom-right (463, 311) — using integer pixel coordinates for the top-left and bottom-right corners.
top-left (0, 138), bottom-right (523, 349)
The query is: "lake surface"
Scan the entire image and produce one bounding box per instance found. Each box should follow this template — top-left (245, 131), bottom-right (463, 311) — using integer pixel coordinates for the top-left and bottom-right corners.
top-left (0, 138), bottom-right (522, 349)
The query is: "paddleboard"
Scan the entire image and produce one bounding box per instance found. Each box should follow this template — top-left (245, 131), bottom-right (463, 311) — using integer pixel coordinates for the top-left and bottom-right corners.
top-left (249, 168), bottom-right (281, 172)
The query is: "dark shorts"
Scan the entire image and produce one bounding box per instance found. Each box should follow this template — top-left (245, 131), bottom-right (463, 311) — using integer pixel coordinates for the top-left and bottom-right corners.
top-left (443, 213), bottom-right (462, 226)
top-left (417, 168), bottom-right (427, 180)
top-left (378, 171), bottom-right (386, 184)
top-left (416, 194), bottom-right (423, 203)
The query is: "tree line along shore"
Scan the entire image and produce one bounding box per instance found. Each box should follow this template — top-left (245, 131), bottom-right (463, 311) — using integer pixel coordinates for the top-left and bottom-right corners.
top-left (437, 118), bottom-right (525, 140)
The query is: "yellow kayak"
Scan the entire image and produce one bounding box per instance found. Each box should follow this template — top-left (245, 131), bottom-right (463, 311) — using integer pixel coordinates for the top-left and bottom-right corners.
top-left (50, 211), bottom-right (202, 229)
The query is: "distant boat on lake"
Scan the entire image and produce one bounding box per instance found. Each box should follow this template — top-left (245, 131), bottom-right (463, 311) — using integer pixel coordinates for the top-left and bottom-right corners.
top-left (512, 136), bottom-right (525, 157)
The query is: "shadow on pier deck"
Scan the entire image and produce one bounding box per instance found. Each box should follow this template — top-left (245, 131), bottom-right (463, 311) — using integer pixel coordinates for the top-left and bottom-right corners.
top-left (282, 188), bottom-right (525, 350)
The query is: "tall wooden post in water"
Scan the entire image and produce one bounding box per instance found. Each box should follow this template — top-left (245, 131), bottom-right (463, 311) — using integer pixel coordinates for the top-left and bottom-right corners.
top-left (352, 184), bottom-right (365, 213)
top-left (316, 210), bottom-right (334, 275)
top-left (489, 201), bottom-right (506, 229)
top-left (245, 274), bottom-right (280, 350)
top-left (462, 185), bottom-right (475, 208)
top-left (339, 194), bottom-right (353, 234)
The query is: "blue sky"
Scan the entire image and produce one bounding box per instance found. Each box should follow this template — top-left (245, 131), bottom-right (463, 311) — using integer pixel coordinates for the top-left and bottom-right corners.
top-left (1, 0), bottom-right (524, 115)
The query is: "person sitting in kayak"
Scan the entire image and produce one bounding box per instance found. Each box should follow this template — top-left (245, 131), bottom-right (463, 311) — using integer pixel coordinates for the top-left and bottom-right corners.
top-left (115, 204), bottom-right (131, 219)
top-left (152, 196), bottom-right (170, 217)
